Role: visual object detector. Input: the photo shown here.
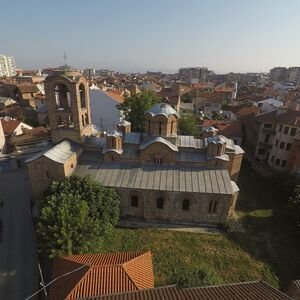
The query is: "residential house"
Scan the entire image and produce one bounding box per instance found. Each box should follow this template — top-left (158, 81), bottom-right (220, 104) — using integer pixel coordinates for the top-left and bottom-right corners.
top-left (0, 117), bottom-right (32, 137)
top-left (0, 96), bottom-right (17, 109)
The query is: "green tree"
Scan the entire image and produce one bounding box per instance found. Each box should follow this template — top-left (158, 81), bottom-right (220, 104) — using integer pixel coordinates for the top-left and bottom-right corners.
top-left (117, 91), bottom-right (160, 132)
top-left (289, 185), bottom-right (300, 225)
top-left (177, 115), bottom-right (198, 136)
top-left (37, 176), bottom-right (120, 258)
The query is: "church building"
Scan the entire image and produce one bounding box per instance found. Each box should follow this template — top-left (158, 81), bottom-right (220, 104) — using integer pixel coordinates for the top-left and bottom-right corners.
top-left (26, 65), bottom-right (244, 225)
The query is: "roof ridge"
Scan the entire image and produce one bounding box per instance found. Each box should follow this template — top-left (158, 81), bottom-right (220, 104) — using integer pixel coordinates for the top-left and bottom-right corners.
top-left (122, 251), bottom-right (149, 267)
top-left (183, 280), bottom-right (262, 290)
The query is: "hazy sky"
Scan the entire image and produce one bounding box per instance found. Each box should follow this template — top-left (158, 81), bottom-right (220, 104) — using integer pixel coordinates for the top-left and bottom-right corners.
top-left (1, 0), bottom-right (300, 73)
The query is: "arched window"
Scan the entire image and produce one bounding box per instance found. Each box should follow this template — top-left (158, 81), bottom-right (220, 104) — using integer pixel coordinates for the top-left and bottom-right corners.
top-left (54, 84), bottom-right (71, 110)
top-left (148, 120), bottom-right (151, 131)
top-left (111, 138), bottom-right (115, 149)
top-left (79, 83), bottom-right (86, 109)
top-left (171, 121), bottom-right (174, 134)
top-left (157, 197), bottom-right (164, 209)
top-left (81, 115), bottom-right (85, 127)
top-left (85, 113), bottom-right (89, 125)
top-left (154, 156), bottom-right (162, 164)
top-left (182, 199), bottom-right (189, 211)
top-left (159, 122), bottom-right (162, 135)
top-left (131, 196), bottom-right (138, 207)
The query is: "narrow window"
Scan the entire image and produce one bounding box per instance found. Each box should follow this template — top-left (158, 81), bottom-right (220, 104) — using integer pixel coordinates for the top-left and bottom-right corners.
top-left (159, 122), bottom-right (162, 135)
top-left (81, 115), bottom-right (85, 127)
top-left (283, 126), bottom-right (289, 134)
top-left (46, 171), bottom-right (50, 179)
top-left (264, 134), bottom-right (269, 143)
top-left (275, 158), bottom-right (280, 166)
top-left (67, 91), bottom-right (71, 107)
top-left (290, 128), bottom-right (297, 136)
top-left (182, 199), bottom-right (189, 211)
top-left (148, 120), bottom-right (150, 131)
top-left (79, 83), bottom-right (86, 109)
top-left (71, 164), bottom-right (74, 168)
top-left (213, 201), bottom-right (218, 213)
top-left (157, 197), bottom-right (164, 209)
top-left (286, 143), bottom-right (292, 151)
top-left (154, 157), bottom-right (162, 164)
top-left (56, 116), bottom-right (63, 127)
top-left (131, 196), bottom-right (138, 207)
top-left (275, 139), bottom-right (278, 146)
top-left (85, 113), bottom-right (89, 125)
top-left (280, 142), bottom-right (285, 149)
top-left (279, 125), bottom-right (282, 132)
top-left (209, 201), bottom-right (213, 213)
top-left (171, 121), bottom-right (174, 134)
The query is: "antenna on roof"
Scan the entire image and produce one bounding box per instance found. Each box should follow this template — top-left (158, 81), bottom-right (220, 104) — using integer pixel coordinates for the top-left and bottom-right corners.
top-left (63, 52), bottom-right (67, 65)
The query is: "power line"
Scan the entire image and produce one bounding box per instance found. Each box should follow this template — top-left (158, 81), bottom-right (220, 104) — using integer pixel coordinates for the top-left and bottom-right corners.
top-left (24, 263), bottom-right (88, 300)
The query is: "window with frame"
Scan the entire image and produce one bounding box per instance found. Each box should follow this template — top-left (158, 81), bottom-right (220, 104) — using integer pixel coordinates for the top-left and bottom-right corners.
top-left (283, 126), bottom-right (289, 134)
top-left (131, 196), bottom-right (138, 207)
top-left (275, 158), bottom-right (280, 166)
top-left (81, 115), bottom-right (85, 127)
top-left (182, 199), bottom-right (190, 211)
top-left (281, 160), bottom-right (287, 167)
top-left (279, 142), bottom-right (285, 149)
top-left (258, 148), bottom-right (266, 155)
top-left (154, 157), bottom-right (162, 164)
top-left (208, 200), bottom-right (218, 213)
top-left (286, 143), bottom-right (292, 151)
top-left (79, 83), bottom-right (86, 109)
top-left (290, 127), bottom-right (297, 136)
top-left (157, 197), bottom-right (164, 209)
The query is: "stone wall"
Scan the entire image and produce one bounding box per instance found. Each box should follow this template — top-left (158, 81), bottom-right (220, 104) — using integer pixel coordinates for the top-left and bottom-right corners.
top-left (119, 188), bottom-right (234, 224)
top-left (227, 153), bottom-right (243, 181)
top-left (141, 142), bottom-right (177, 164)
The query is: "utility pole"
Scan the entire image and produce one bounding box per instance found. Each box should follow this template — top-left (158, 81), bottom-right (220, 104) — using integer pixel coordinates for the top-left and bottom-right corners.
top-left (38, 263), bottom-right (48, 299)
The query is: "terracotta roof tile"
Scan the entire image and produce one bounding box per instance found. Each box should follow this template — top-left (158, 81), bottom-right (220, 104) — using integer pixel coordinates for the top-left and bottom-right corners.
top-left (202, 120), bottom-right (243, 137)
top-left (48, 252), bottom-right (154, 300)
top-left (0, 119), bottom-right (21, 135)
top-left (105, 91), bottom-right (124, 103)
top-left (182, 281), bottom-right (292, 300)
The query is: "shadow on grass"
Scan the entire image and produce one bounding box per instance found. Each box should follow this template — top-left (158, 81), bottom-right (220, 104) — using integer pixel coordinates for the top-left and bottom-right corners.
top-left (227, 160), bottom-right (300, 290)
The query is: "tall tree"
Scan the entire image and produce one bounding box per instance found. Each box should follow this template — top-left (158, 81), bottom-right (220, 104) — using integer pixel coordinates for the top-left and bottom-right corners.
top-left (117, 90), bottom-right (160, 132)
top-left (37, 176), bottom-right (120, 258)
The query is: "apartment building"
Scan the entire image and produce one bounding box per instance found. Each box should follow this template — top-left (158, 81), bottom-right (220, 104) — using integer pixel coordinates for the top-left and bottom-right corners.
top-left (243, 109), bottom-right (300, 174)
top-left (0, 55), bottom-right (16, 77)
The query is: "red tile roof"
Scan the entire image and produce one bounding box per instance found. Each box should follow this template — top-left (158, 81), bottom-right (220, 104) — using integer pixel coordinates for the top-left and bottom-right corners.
top-left (0, 118), bottom-right (21, 135)
top-left (202, 120), bottom-right (243, 137)
top-left (105, 91), bottom-right (124, 103)
top-left (48, 252), bottom-right (154, 300)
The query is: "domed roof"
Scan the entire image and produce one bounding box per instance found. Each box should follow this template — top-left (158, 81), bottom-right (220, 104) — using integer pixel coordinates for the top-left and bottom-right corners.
top-left (145, 102), bottom-right (179, 118)
top-left (57, 64), bottom-right (75, 72)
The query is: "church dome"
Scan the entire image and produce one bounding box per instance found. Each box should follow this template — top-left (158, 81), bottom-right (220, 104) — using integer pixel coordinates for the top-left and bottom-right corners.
top-left (57, 64), bottom-right (75, 72)
top-left (145, 102), bottom-right (179, 118)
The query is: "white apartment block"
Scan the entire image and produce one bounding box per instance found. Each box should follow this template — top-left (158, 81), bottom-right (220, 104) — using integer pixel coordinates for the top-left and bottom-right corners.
top-left (0, 55), bottom-right (16, 77)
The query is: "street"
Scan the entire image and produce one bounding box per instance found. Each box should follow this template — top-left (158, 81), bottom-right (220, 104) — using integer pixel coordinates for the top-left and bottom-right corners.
top-left (0, 169), bottom-right (38, 299)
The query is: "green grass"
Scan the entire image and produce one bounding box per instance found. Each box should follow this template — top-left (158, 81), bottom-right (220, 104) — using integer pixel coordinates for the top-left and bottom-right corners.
top-left (102, 161), bottom-right (300, 290)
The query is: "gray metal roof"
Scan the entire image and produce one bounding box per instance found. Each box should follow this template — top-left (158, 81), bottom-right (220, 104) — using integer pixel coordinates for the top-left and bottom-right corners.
top-left (25, 140), bottom-right (81, 164)
top-left (145, 103), bottom-right (179, 118)
top-left (74, 162), bottom-right (234, 195)
top-left (124, 132), bottom-right (142, 144)
top-left (208, 135), bottom-right (236, 151)
top-left (176, 135), bottom-right (206, 149)
top-left (107, 130), bottom-right (122, 137)
top-left (139, 137), bottom-right (179, 152)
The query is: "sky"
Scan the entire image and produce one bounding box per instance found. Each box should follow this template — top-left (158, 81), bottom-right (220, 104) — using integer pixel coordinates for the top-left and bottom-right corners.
top-left (1, 0), bottom-right (300, 74)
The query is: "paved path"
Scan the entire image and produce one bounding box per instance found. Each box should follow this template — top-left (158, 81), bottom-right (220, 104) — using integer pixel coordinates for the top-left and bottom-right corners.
top-left (118, 220), bottom-right (221, 233)
top-left (0, 169), bottom-right (38, 300)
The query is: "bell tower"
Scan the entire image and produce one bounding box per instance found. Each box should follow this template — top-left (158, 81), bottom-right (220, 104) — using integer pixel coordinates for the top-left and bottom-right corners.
top-left (45, 65), bottom-right (92, 144)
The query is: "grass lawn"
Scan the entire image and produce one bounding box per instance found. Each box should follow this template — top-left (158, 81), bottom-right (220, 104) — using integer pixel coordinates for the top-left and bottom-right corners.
top-left (102, 161), bottom-right (300, 290)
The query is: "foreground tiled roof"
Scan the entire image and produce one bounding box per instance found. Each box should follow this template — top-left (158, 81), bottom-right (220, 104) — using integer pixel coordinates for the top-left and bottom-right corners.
top-left (86, 285), bottom-right (184, 300)
top-left (80, 281), bottom-right (292, 300)
top-left (183, 281), bottom-right (292, 300)
top-left (48, 252), bottom-right (154, 300)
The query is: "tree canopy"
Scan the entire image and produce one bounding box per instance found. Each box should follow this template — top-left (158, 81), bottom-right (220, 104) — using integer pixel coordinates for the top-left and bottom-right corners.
top-left (177, 115), bottom-right (198, 136)
top-left (37, 176), bottom-right (120, 258)
top-left (117, 90), bottom-right (161, 132)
